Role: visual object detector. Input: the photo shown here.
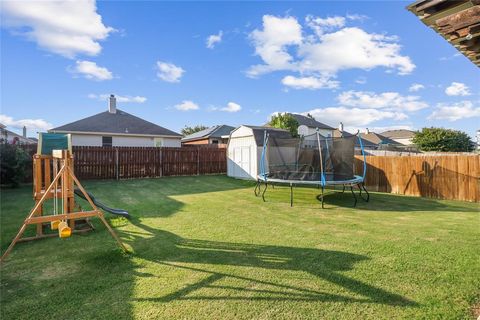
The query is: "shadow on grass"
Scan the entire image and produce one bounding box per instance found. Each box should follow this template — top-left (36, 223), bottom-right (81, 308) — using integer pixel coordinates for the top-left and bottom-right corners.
top-left (120, 220), bottom-right (417, 306)
top-left (259, 183), bottom-right (475, 212)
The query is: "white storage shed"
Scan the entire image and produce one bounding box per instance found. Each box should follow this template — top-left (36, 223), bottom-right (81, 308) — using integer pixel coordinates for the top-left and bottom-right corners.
top-left (227, 125), bottom-right (291, 180)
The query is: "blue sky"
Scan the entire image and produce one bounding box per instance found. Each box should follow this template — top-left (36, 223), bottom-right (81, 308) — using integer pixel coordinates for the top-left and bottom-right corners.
top-left (1, 1), bottom-right (479, 138)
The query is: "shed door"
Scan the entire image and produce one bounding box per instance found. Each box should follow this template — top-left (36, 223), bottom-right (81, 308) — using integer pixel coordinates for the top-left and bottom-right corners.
top-left (233, 146), bottom-right (251, 178)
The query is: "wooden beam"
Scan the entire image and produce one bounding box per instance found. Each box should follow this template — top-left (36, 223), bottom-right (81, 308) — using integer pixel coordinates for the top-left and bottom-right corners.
top-left (422, 1), bottom-right (474, 25)
top-left (25, 211), bottom-right (100, 225)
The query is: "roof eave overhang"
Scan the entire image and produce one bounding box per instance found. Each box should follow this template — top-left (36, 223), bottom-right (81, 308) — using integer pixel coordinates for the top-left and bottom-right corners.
top-left (48, 130), bottom-right (181, 138)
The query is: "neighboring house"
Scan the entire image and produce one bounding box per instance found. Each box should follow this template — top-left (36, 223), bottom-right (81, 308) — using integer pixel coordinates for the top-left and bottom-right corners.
top-left (290, 113), bottom-right (335, 137)
top-left (359, 129), bottom-right (402, 149)
top-left (49, 95), bottom-right (181, 147)
top-left (227, 125), bottom-right (291, 180)
top-left (0, 123), bottom-right (37, 145)
top-left (333, 128), bottom-right (378, 150)
top-left (181, 125), bottom-right (235, 147)
top-left (380, 129), bottom-right (416, 146)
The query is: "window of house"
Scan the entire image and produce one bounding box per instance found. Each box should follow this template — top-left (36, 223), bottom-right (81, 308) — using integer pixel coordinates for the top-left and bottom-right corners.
top-left (212, 140), bottom-right (219, 144)
top-left (102, 136), bottom-right (112, 147)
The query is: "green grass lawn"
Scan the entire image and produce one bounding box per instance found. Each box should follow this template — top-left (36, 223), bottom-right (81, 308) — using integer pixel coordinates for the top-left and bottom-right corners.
top-left (1, 175), bottom-right (479, 319)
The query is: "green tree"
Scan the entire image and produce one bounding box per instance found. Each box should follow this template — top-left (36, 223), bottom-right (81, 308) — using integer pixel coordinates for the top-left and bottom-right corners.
top-left (268, 113), bottom-right (299, 137)
top-left (412, 127), bottom-right (474, 152)
top-left (0, 143), bottom-right (30, 187)
top-left (181, 125), bottom-right (208, 137)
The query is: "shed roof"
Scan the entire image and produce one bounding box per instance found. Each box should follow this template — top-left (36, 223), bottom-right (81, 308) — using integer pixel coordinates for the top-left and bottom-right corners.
top-left (50, 109), bottom-right (181, 137)
top-left (235, 125), bottom-right (292, 146)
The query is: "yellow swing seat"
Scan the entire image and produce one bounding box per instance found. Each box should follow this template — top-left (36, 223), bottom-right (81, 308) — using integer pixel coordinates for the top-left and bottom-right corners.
top-left (50, 220), bottom-right (61, 230)
top-left (58, 221), bottom-right (72, 238)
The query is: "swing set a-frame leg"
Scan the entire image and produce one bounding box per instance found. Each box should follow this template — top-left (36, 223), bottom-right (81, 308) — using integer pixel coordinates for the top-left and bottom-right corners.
top-left (1, 164), bottom-right (67, 263)
top-left (67, 166), bottom-right (127, 253)
top-left (1, 162), bottom-right (128, 263)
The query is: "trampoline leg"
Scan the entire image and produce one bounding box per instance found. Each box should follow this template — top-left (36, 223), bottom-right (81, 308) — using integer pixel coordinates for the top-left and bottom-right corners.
top-left (341, 185), bottom-right (346, 193)
top-left (321, 186), bottom-right (324, 209)
top-left (350, 186), bottom-right (357, 207)
top-left (254, 180), bottom-right (260, 196)
top-left (362, 183), bottom-right (370, 202)
top-left (290, 183), bottom-right (293, 207)
top-left (262, 182), bottom-right (268, 202)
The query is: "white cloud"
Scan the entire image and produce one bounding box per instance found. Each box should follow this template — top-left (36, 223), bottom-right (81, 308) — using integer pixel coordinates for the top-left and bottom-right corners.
top-left (429, 101), bottom-right (480, 121)
top-left (206, 31), bottom-right (223, 49)
top-left (88, 94), bottom-right (146, 103)
top-left (281, 75), bottom-right (339, 90)
top-left (409, 83), bottom-right (425, 92)
top-left (247, 15), bottom-right (415, 86)
top-left (221, 102), bottom-right (242, 112)
top-left (445, 82), bottom-right (470, 96)
top-left (298, 27), bottom-right (414, 75)
top-left (156, 61), bottom-right (185, 83)
top-left (174, 100), bottom-right (199, 111)
top-left (337, 90), bottom-right (428, 112)
top-left (70, 60), bottom-right (113, 81)
top-left (1, 0), bottom-right (114, 58)
top-left (247, 15), bottom-right (303, 77)
top-left (0, 114), bottom-right (52, 131)
top-left (303, 107), bottom-right (407, 127)
top-left (305, 15), bottom-right (345, 36)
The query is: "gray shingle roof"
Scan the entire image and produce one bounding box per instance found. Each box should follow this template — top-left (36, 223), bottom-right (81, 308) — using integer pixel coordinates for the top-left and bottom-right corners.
top-left (289, 113), bottom-right (334, 130)
top-left (243, 125), bottom-right (293, 146)
top-left (181, 125), bottom-right (235, 142)
top-left (50, 109), bottom-right (181, 137)
top-left (359, 132), bottom-right (400, 145)
top-left (380, 129), bottom-right (416, 139)
top-left (332, 129), bottom-right (378, 147)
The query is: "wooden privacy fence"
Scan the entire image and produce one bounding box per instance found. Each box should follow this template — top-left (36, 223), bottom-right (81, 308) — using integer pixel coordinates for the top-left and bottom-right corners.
top-left (354, 155), bottom-right (480, 202)
top-left (73, 146), bottom-right (226, 180)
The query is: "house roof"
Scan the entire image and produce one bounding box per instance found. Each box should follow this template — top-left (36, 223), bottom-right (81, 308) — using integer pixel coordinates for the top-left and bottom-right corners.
top-left (332, 129), bottom-right (378, 147)
top-left (359, 132), bottom-right (400, 146)
top-left (289, 113), bottom-right (335, 130)
top-left (50, 109), bottom-right (181, 137)
top-left (181, 125), bottom-right (235, 142)
top-left (380, 129), bottom-right (416, 139)
top-left (241, 125), bottom-right (292, 146)
top-left (407, 0), bottom-right (480, 67)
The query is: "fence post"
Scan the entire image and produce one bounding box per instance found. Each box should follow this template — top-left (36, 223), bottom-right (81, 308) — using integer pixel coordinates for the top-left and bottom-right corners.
top-left (115, 148), bottom-right (119, 180)
top-left (197, 147), bottom-right (200, 175)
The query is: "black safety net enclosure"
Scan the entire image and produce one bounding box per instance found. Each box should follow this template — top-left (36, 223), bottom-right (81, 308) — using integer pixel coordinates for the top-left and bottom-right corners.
top-left (255, 131), bottom-right (369, 208)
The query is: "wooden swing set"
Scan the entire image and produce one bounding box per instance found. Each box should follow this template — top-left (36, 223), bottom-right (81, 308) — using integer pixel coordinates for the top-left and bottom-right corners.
top-left (1, 149), bottom-right (127, 262)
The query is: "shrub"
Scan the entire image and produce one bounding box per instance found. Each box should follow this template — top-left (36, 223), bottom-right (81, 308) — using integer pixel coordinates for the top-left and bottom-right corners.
top-left (412, 127), bottom-right (474, 152)
top-left (269, 113), bottom-right (299, 137)
top-left (0, 144), bottom-right (30, 187)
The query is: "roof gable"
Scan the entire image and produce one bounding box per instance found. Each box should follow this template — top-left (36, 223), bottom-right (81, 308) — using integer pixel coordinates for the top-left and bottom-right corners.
top-left (50, 109), bottom-right (181, 137)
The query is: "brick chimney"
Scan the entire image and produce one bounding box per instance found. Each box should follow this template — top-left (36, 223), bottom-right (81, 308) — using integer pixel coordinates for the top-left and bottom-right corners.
top-left (109, 94), bottom-right (117, 114)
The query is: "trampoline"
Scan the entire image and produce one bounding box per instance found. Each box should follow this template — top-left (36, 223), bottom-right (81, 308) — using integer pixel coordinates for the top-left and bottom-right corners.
top-left (254, 130), bottom-right (369, 208)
